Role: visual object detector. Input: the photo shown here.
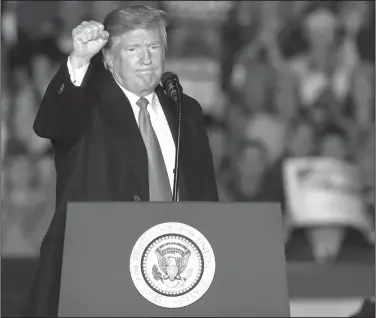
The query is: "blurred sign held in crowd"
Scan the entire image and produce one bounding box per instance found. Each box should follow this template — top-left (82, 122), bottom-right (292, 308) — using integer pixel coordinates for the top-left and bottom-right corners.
top-left (284, 157), bottom-right (374, 241)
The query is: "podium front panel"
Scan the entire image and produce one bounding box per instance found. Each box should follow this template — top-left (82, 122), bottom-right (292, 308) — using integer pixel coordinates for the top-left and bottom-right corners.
top-left (59, 202), bottom-right (290, 317)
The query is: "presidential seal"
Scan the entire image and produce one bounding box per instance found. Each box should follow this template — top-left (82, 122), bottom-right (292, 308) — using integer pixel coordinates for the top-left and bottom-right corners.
top-left (130, 222), bottom-right (216, 308)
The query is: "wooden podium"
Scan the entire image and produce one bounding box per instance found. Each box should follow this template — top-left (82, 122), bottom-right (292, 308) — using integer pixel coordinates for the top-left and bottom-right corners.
top-left (58, 202), bottom-right (290, 317)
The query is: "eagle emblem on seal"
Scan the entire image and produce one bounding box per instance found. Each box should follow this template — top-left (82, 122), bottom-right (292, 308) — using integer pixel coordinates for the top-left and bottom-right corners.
top-left (153, 246), bottom-right (192, 283)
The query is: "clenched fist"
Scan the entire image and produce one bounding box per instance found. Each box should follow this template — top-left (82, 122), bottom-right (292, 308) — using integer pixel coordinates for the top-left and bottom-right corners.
top-left (70, 21), bottom-right (109, 67)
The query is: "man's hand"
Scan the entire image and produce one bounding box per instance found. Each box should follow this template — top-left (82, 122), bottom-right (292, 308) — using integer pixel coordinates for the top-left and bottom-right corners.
top-left (70, 21), bottom-right (109, 69)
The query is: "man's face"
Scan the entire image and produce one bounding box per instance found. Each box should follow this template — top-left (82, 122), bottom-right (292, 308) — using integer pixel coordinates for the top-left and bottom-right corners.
top-left (107, 28), bottom-right (164, 97)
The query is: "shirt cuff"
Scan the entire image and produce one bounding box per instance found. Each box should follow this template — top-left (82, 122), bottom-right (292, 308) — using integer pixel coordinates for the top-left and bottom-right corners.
top-left (67, 56), bottom-right (90, 86)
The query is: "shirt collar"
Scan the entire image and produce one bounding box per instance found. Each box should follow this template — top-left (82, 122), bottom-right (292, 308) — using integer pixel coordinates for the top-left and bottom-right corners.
top-left (112, 75), bottom-right (155, 110)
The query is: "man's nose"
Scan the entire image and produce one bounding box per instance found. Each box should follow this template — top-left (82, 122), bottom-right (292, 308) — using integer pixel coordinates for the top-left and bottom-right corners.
top-left (139, 48), bottom-right (151, 64)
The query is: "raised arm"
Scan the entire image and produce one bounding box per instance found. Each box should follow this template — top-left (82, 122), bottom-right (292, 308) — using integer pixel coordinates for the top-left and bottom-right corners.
top-left (33, 21), bottom-right (109, 150)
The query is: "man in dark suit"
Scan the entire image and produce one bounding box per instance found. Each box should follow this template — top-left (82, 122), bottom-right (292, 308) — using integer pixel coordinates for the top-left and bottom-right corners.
top-left (24, 5), bottom-right (218, 317)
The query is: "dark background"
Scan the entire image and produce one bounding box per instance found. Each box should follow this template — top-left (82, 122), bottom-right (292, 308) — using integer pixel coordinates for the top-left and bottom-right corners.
top-left (1, 1), bottom-right (374, 316)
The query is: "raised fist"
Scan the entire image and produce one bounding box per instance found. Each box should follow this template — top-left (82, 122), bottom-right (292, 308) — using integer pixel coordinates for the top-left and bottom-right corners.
top-left (71, 21), bottom-right (109, 62)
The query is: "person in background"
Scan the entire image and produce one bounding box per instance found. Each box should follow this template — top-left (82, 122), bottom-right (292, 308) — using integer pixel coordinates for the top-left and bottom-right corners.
top-left (261, 117), bottom-right (316, 212)
top-left (244, 69), bottom-right (299, 164)
top-left (288, 5), bottom-right (357, 118)
top-left (225, 139), bottom-right (269, 202)
top-left (25, 5), bottom-right (218, 317)
top-left (304, 124), bottom-right (350, 262)
top-left (305, 123), bottom-right (374, 263)
top-left (224, 59), bottom-right (273, 163)
top-left (219, 1), bottom-right (262, 93)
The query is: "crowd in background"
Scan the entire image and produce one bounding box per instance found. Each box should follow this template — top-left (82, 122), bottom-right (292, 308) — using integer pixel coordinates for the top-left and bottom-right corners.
top-left (1, 1), bottom-right (375, 263)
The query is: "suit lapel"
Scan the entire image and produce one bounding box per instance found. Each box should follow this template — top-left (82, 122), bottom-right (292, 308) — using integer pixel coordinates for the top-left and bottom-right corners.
top-left (91, 60), bottom-right (149, 200)
top-left (155, 85), bottom-right (178, 144)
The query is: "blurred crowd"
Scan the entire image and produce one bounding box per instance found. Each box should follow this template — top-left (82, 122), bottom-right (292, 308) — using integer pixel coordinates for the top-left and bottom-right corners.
top-left (1, 1), bottom-right (375, 263)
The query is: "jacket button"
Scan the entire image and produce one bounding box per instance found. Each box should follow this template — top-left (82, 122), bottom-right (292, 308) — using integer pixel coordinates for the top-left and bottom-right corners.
top-left (133, 195), bottom-right (141, 201)
top-left (58, 83), bottom-right (64, 94)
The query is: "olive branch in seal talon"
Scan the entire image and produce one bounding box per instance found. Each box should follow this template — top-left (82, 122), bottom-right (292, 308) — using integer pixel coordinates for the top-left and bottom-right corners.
top-left (182, 268), bottom-right (193, 281)
top-left (152, 265), bottom-right (164, 283)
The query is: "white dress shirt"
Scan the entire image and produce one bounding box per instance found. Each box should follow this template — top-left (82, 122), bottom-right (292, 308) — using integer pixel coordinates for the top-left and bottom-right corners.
top-left (67, 58), bottom-right (177, 193)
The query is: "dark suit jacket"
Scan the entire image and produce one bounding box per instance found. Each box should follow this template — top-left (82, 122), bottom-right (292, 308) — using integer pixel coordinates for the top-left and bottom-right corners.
top-left (24, 53), bottom-right (218, 317)
top-left (349, 298), bottom-right (375, 317)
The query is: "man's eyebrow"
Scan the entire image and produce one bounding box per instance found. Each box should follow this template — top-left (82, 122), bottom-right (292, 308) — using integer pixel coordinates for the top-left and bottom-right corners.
top-left (149, 41), bottom-right (161, 45)
top-left (124, 41), bottom-right (162, 47)
top-left (124, 43), bottom-right (141, 47)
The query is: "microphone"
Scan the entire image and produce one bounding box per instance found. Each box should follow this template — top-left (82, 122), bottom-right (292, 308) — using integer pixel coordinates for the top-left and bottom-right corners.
top-left (161, 72), bottom-right (183, 202)
top-left (161, 72), bottom-right (181, 102)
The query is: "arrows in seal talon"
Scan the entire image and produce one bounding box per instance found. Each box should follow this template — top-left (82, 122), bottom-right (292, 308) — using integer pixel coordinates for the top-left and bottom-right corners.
top-left (152, 264), bottom-right (164, 284)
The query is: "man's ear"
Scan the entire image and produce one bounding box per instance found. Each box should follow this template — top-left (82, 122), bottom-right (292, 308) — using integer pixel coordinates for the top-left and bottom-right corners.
top-left (102, 49), bottom-right (114, 70)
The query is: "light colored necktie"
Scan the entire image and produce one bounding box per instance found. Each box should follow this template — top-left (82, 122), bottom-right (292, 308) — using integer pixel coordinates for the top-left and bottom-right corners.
top-left (136, 97), bottom-right (172, 201)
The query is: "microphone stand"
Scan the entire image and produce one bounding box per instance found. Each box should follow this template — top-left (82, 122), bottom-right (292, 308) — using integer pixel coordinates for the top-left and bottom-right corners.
top-left (172, 78), bottom-right (182, 201)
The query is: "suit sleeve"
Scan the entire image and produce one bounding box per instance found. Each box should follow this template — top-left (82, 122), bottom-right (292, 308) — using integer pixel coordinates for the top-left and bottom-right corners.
top-left (193, 100), bottom-right (219, 201)
top-left (33, 57), bottom-right (92, 150)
